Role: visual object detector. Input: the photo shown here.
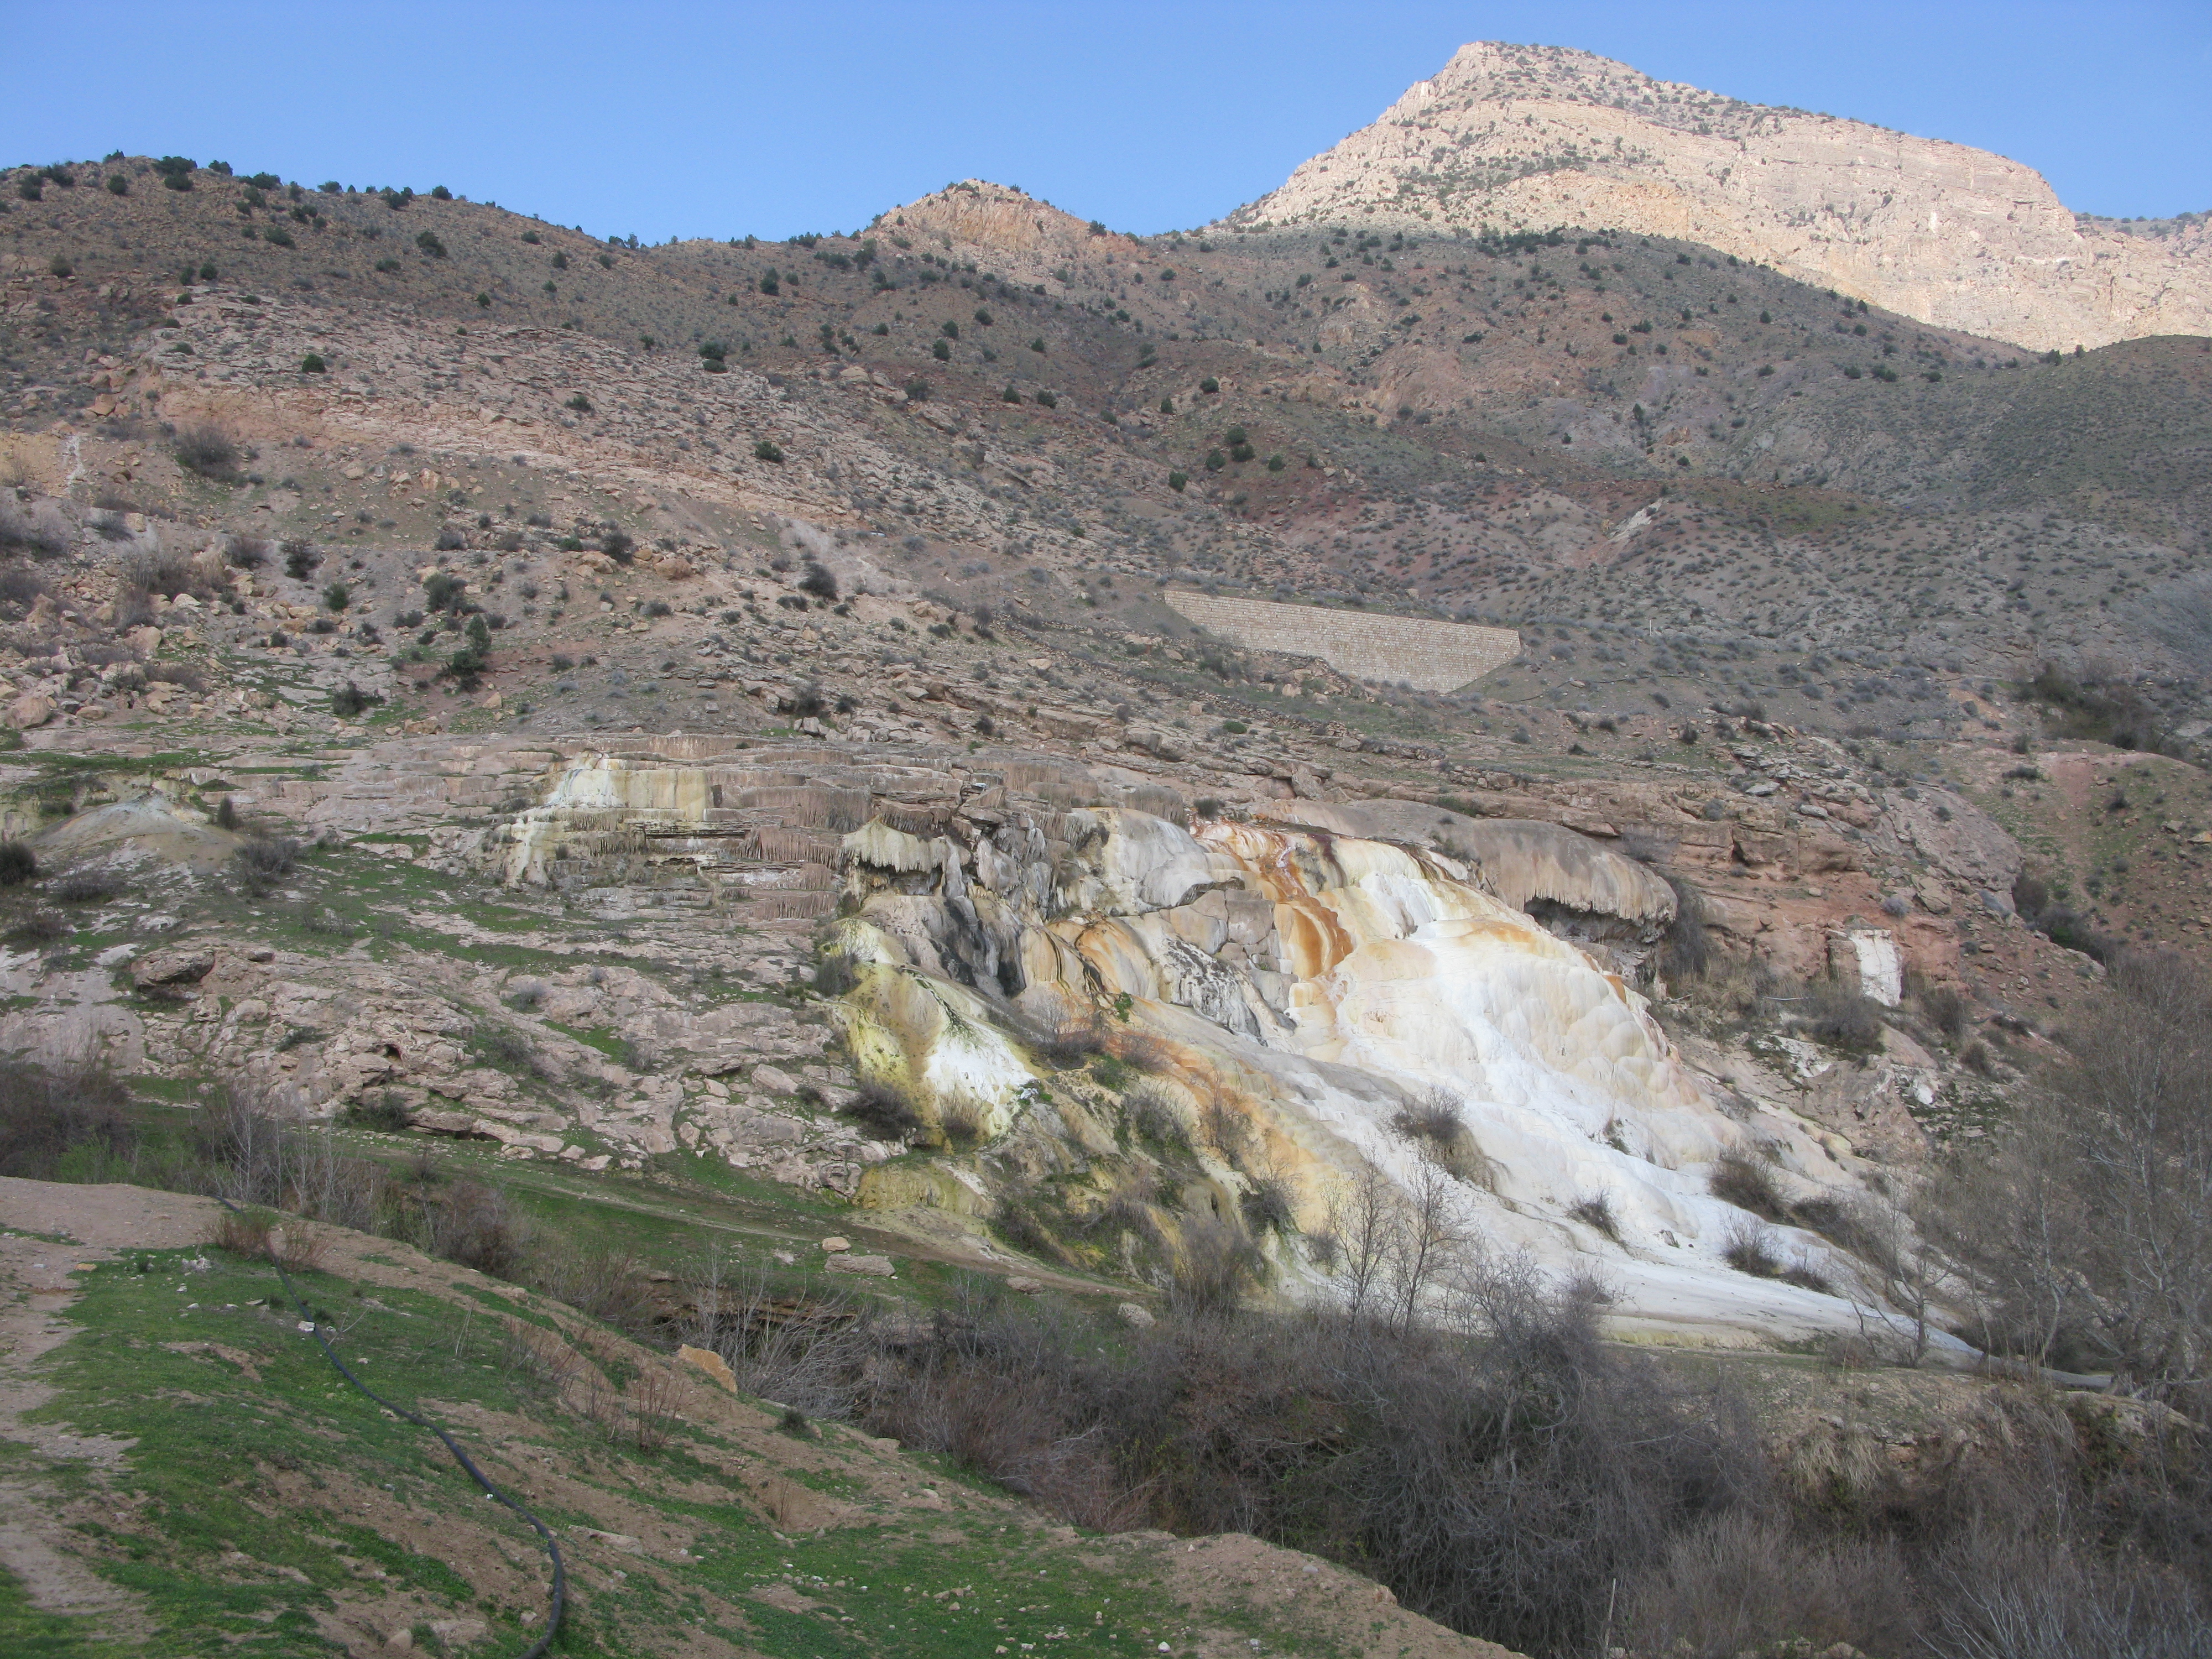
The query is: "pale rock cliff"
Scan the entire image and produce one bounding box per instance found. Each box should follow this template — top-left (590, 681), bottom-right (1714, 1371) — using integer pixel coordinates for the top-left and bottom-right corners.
top-left (837, 806), bottom-right (1948, 1350)
top-left (1228, 41), bottom-right (2212, 350)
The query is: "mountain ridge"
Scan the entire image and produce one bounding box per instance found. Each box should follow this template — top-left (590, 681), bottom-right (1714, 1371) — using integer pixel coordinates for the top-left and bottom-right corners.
top-left (1221, 40), bottom-right (2212, 351)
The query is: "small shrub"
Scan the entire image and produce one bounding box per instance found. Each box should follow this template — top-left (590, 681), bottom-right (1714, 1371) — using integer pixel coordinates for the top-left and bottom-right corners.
top-left (474, 1022), bottom-right (540, 1076)
top-left (53, 870), bottom-right (124, 904)
top-left (173, 424), bottom-right (241, 481)
top-left (797, 563), bottom-right (838, 601)
top-left (1801, 980), bottom-right (1884, 1053)
top-left (753, 440), bottom-right (784, 463)
top-left (423, 1180), bottom-right (526, 1279)
top-left (1920, 984), bottom-right (1969, 1041)
top-left (845, 1078), bottom-right (922, 1142)
top-left (234, 835), bottom-right (298, 891)
top-left (14, 910), bottom-right (67, 943)
top-left (1567, 1191), bottom-right (1622, 1242)
top-left (343, 1092), bottom-right (415, 1132)
top-left (1780, 1258), bottom-right (1833, 1294)
top-left (223, 533), bottom-right (268, 569)
top-left (322, 581), bottom-right (349, 612)
top-left (1036, 1017), bottom-right (1106, 1069)
top-left (330, 681), bottom-right (383, 718)
top-left (0, 502), bottom-right (69, 558)
top-left (210, 1208), bottom-right (274, 1260)
top-left (1708, 1152), bottom-right (1786, 1221)
top-left (283, 541), bottom-right (321, 580)
top-left (0, 841), bottom-right (38, 886)
top-left (939, 1102), bottom-right (985, 1150)
top-left (1239, 1175), bottom-right (1295, 1234)
top-left (1722, 1218), bottom-right (1783, 1277)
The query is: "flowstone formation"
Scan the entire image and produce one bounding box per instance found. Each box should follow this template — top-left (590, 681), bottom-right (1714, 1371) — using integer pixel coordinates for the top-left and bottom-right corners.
top-left (829, 790), bottom-right (1923, 1348)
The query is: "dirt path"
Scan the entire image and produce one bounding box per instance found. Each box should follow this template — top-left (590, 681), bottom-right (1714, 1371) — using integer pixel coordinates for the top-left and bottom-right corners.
top-left (0, 1178), bottom-right (222, 1629)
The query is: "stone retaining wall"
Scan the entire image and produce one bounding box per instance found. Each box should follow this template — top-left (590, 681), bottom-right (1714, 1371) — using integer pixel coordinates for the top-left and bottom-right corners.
top-left (1165, 590), bottom-right (1519, 692)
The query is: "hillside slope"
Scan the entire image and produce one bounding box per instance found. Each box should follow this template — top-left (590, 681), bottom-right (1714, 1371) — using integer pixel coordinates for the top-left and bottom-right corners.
top-left (0, 1175), bottom-right (1514, 1659)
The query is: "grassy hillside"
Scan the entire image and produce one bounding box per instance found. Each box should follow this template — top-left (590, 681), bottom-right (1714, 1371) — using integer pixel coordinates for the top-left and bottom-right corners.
top-left (0, 1176), bottom-right (1504, 1659)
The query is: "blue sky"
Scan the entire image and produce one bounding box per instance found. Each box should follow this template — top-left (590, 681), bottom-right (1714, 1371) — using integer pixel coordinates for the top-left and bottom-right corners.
top-left (10, 2), bottom-right (2208, 242)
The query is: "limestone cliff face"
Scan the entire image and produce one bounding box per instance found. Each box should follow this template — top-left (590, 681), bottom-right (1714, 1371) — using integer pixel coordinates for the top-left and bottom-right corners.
top-left (1228, 41), bottom-right (2211, 351)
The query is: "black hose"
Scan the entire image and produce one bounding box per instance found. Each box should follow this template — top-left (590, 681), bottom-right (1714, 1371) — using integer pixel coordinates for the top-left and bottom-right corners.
top-left (217, 1198), bottom-right (566, 1656)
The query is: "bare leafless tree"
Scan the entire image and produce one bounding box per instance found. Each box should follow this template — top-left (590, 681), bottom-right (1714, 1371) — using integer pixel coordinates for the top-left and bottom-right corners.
top-left (1928, 953), bottom-right (2212, 1406)
top-left (1324, 1155), bottom-right (1400, 1320)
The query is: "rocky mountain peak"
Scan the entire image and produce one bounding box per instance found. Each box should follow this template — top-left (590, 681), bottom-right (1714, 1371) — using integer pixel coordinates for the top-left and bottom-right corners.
top-left (878, 179), bottom-right (1100, 257)
top-left (1227, 41), bottom-right (2212, 351)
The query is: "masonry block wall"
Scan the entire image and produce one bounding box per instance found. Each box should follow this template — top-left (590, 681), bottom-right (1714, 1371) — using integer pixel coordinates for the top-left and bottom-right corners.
top-left (1165, 591), bottom-right (1521, 692)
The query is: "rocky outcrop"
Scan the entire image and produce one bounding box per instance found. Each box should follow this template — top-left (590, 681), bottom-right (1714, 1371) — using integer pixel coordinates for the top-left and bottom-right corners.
top-left (834, 797), bottom-right (1931, 1348)
top-left (878, 180), bottom-right (1100, 258)
top-left (1164, 589), bottom-right (1520, 692)
top-left (1229, 41), bottom-right (2212, 351)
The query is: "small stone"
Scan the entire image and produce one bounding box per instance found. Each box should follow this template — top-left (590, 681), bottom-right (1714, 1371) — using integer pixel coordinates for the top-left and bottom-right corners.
top-left (823, 1253), bottom-right (895, 1277)
top-left (819, 1236), bottom-right (851, 1253)
top-left (752, 1063), bottom-right (797, 1094)
top-left (1005, 1275), bottom-right (1044, 1293)
top-left (1116, 1302), bottom-right (1156, 1329)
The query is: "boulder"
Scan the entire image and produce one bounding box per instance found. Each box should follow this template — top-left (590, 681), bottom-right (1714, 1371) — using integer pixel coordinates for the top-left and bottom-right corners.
top-left (823, 1253), bottom-right (895, 1277)
top-left (677, 1343), bottom-right (738, 1393)
top-left (8, 692), bottom-right (55, 731)
top-left (132, 943), bottom-right (216, 992)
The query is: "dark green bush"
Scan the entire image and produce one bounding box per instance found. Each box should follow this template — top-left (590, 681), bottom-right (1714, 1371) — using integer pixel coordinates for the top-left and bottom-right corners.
top-left (0, 841), bottom-right (37, 886)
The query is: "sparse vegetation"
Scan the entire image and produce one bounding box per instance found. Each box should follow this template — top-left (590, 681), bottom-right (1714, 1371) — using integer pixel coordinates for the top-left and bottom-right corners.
top-left (172, 423), bottom-right (242, 481)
